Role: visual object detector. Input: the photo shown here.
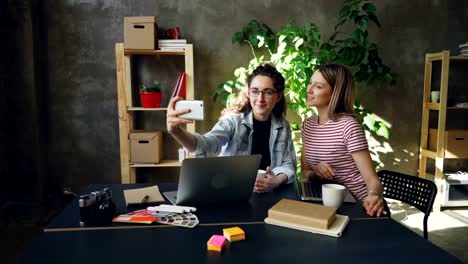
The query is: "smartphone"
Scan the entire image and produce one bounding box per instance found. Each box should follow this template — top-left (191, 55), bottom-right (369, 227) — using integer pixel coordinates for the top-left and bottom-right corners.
top-left (174, 100), bottom-right (204, 121)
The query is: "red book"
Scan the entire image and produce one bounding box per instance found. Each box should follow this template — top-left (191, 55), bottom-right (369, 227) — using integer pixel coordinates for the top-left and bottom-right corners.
top-left (170, 72), bottom-right (187, 99)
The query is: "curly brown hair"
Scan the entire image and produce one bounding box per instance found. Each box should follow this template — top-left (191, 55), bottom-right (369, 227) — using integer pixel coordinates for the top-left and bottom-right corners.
top-left (221, 63), bottom-right (287, 118)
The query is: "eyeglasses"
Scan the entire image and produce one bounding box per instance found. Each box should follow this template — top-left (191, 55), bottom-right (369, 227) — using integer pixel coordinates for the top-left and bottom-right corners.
top-left (248, 88), bottom-right (278, 99)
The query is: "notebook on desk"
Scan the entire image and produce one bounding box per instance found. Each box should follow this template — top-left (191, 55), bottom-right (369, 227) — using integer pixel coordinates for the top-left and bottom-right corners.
top-left (297, 180), bottom-right (356, 203)
top-left (123, 185), bottom-right (165, 207)
top-left (163, 155), bottom-right (261, 206)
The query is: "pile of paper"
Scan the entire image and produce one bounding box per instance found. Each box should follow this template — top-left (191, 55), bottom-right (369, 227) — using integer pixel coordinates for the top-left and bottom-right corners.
top-left (158, 39), bottom-right (187, 51)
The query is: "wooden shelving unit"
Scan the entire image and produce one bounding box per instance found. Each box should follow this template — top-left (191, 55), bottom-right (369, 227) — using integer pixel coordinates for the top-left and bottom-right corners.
top-left (115, 43), bottom-right (195, 183)
top-left (418, 50), bottom-right (468, 210)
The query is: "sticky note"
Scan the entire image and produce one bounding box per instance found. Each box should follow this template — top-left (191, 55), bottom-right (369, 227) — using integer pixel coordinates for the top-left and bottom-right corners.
top-left (223, 226), bottom-right (245, 242)
top-left (207, 235), bottom-right (225, 252)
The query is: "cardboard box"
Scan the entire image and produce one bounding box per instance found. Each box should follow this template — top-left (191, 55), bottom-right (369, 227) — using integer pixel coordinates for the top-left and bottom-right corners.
top-left (124, 16), bottom-right (157, 49)
top-left (129, 131), bottom-right (162, 163)
top-left (428, 129), bottom-right (468, 158)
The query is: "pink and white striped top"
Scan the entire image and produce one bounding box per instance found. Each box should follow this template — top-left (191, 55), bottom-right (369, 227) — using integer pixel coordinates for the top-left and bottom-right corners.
top-left (302, 115), bottom-right (369, 201)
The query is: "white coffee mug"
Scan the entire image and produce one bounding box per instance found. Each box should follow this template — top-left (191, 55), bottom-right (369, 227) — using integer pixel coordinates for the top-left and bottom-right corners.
top-left (257, 169), bottom-right (267, 179)
top-left (322, 184), bottom-right (346, 208)
top-left (178, 148), bottom-right (188, 162)
top-left (431, 91), bottom-right (440, 103)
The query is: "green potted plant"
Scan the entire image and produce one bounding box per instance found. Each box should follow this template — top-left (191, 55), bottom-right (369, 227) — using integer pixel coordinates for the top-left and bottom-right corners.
top-left (139, 81), bottom-right (162, 108)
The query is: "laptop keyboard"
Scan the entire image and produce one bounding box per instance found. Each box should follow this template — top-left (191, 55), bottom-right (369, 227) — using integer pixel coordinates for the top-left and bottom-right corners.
top-left (301, 181), bottom-right (322, 198)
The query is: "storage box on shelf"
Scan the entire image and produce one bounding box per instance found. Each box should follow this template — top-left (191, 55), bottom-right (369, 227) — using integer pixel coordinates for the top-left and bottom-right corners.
top-left (124, 16), bottom-right (157, 50)
top-left (418, 50), bottom-right (468, 210)
top-left (115, 43), bottom-right (194, 183)
top-left (428, 129), bottom-right (468, 158)
top-left (129, 131), bottom-right (163, 164)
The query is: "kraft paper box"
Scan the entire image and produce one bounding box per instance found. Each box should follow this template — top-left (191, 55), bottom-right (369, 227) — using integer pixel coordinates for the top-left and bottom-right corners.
top-left (124, 16), bottom-right (157, 49)
top-left (129, 131), bottom-right (162, 163)
top-left (428, 129), bottom-right (468, 158)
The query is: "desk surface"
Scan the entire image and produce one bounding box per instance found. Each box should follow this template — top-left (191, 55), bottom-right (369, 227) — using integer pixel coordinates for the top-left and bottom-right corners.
top-left (19, 219), bottom-right (461, 264)
top-left (46, 183), bottom-right (377, 230)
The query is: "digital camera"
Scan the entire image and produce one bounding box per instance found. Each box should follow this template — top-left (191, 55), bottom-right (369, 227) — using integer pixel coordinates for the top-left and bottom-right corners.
top-left (79, 188), bottom-right (116, 225)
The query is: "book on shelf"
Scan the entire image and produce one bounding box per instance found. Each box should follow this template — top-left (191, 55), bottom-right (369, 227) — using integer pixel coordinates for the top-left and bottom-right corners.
top-left (264, 199), bottom-right (350, 237)
top-left (170, 72), bottom-right (187, 99)
top-left (123, 185), bottom-right (165, 207)
top-left (159, 43), bottom-right (186, 46)
top-left (459, 47), bottom-right (468, 56)
top-left (160, 47), bottom-right (185, 51)
top-left (158, 39), bottom-right (186, 51)
top-left (159, 45), bottom-right (186, 48)
top-left (458, 42), bottom-right (468, 48)
top-left (159, 39), bottom-right (187, 44)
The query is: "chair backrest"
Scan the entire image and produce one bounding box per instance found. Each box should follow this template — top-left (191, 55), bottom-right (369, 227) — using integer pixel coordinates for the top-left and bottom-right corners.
top-left (377, 170), bottom-right (437, 217)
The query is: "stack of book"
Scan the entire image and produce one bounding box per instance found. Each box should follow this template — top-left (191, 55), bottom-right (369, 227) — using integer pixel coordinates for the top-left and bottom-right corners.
top-left (158, 39), bottom-right (187, 51)
top-left (459, 41), bottom-right (468, 56)
top-left (264, 199), bottom-right (350, 237)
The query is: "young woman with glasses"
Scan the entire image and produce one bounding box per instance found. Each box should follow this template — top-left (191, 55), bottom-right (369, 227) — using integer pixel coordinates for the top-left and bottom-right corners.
top-left (167, 64), bottom-right (296, 192)
top-left (301, 64), bottom-right (387, 217)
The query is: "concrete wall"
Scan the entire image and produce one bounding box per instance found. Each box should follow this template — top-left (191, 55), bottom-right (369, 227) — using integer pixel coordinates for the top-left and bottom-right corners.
top-left (14, 0), bottom-right (468, 191)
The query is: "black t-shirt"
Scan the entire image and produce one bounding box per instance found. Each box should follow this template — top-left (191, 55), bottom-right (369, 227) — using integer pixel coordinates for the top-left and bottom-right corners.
top-left (251, 117), bottom-right (271, 170)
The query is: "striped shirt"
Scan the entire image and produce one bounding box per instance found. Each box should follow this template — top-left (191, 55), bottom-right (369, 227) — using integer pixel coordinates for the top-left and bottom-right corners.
top-left (302, 115), bottom-right (368, 200)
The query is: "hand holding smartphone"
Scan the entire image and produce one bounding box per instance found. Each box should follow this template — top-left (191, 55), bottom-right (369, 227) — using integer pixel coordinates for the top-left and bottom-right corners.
top-left (174, 100), bottom-right (204, 121)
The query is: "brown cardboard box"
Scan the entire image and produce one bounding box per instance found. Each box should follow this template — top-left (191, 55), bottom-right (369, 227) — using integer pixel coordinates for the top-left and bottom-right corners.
top-left (428, 129), bottom-right (468, 158)
top-left (129, 131), bottom-right (162, 163)
top-left (124, 16), bottom-right (157, 50)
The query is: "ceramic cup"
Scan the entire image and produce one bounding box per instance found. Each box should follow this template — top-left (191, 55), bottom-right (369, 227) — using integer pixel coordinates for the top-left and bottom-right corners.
top-left (322, 184), bottom-right (346, 208)
top-left (431, 91), bottom-right (440, 103)
top-left (178, 148), bottom-right (188, 162)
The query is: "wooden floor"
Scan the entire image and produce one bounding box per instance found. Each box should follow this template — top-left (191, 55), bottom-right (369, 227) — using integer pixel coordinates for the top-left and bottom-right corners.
top-left (388, 201), bottom-right (468, 263)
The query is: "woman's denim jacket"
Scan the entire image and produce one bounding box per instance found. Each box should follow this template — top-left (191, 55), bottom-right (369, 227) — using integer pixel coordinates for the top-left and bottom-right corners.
top-left (192, 111), bottom-right (296, 183)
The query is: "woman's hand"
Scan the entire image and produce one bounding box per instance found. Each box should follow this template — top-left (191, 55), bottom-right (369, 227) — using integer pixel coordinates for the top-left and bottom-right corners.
top-left (362, 193), bottom-right (387, 217)
top-left (254, 167), bottom-right (285, 192)
top-left (312, 161), bottom-right (335, 180)
top-left (166, 96), bottom-right (193, 134)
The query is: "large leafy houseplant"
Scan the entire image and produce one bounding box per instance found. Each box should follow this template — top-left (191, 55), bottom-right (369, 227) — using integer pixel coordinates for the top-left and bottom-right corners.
top-left (214, 0), bottom-right (396, 170)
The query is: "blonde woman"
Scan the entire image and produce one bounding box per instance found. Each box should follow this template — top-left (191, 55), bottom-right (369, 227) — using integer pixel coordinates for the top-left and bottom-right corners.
top-left (301, 64), bottom-right (387, 217)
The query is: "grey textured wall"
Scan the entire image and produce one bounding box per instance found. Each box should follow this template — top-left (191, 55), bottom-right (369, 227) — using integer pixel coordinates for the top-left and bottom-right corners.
top-left (40, 0), bottom-right (468, 189)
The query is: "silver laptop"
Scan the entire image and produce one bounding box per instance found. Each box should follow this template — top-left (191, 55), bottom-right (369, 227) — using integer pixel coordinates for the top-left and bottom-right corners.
top-left (297, 180), bottom-right (356, 203)
top-left (163, 155), bottom-right (261, 206)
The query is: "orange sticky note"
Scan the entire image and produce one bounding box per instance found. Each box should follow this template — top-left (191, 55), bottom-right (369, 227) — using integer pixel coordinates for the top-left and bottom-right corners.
top-left (223, 226), bottom-right (245, 242)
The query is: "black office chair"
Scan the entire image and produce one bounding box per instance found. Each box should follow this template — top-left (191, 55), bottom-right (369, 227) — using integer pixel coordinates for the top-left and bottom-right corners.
top-left (377, 170), bottom-right (437, 240)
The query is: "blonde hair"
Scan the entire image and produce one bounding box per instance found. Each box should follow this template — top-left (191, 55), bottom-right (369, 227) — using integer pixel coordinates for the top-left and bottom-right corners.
top-left (316, 64), bottom-right (355, 120)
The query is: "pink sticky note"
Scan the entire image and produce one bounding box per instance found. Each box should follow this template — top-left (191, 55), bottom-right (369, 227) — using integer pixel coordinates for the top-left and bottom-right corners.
top-left (209, 235), bottom-right (226, 247)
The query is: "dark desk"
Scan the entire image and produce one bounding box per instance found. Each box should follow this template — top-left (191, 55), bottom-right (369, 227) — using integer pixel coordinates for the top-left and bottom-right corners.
top-left (19, 219), bottom-right (461, 263)
top-left (46, 183), bottom-right (377, 230)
